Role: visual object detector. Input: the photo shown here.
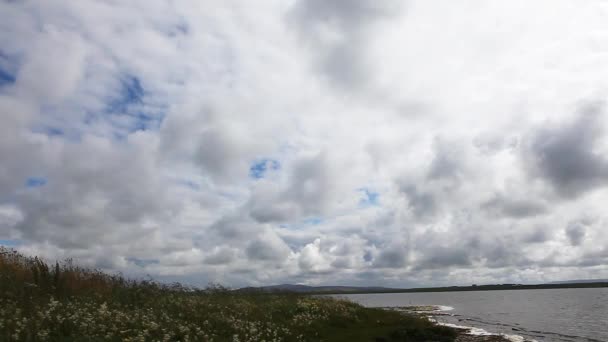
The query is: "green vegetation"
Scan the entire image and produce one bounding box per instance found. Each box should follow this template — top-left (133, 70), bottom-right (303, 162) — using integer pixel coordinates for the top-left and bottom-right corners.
top-left (0, 247), bottom-right (458, 341)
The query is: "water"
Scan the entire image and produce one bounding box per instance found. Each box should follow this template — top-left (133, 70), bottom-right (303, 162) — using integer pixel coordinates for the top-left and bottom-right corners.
top-left (338, 288), bottom-right (608, 342)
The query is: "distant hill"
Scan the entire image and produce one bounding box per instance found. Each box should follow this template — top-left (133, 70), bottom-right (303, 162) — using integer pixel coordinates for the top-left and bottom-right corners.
top-left (546, 279), bottom-right (608, 285)
top-left (236, 284), bottom-right (392, 293)
top-left (237, 281), bottom-right (608, 294)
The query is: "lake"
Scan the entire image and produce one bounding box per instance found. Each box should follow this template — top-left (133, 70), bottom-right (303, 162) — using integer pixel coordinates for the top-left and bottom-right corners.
top-left (338, 288), bottom-right (608, 342)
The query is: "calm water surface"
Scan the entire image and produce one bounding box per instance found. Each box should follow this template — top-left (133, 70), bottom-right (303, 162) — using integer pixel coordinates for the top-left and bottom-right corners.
top-left (339, 288), bottom-right (608, 342)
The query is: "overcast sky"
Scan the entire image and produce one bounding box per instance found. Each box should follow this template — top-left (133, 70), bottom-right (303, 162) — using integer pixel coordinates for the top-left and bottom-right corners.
top-left (1, 0), bottom-right (608, 288)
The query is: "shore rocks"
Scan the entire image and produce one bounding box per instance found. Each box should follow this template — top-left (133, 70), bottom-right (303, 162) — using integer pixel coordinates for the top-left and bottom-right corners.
top-left (455, 334), bottom-right (512, 342)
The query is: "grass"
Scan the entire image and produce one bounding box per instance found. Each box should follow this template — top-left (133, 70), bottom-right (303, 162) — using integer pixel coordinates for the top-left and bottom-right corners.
top-left (0, 247), bottom-right (458, 341)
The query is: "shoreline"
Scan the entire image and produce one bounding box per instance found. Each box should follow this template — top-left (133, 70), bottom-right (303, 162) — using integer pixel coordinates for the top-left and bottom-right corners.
top-left (383, 305), bottom-right (534, 342)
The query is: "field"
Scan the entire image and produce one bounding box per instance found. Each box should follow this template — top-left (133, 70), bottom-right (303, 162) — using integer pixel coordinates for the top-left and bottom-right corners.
top-left (0, 247), bottom-right (458, 341)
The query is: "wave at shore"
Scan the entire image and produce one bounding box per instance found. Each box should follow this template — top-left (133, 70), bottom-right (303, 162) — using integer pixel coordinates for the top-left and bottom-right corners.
top-left (436, 322), bottom-right (534, 342)
top-left (391, 305), bottom-right (536, 342)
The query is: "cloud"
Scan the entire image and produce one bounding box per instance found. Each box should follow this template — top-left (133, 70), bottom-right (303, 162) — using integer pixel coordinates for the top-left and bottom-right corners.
top-left (298, 238), bottom-right (331, 273)
top-left (427, 138), bottom-right (467, 182)
top-left (15, 28), bottom-right (87, 105)
top-left (400, 185), bottom-right (437, 219)
top-left (521, 227), bottom-right (551, 244)
top-left (245, 230), bottom-right (292, 262)
top-left (565, 221), bottom-right (587, 246)
top-left (524, 103), bottom-right (608, 198)
top-left (288, 0), bottom-right (403, 89)
top-left (204, 247), bottom-right (236, 266)
top-left (416, 247), bottom-right (471, 270)
top-left (247, 152), bottom-right (343, 223)
top-left (482, 194), bottom-right (547, 218)
top-left (2, 0), bottom-right (608, 288)
top-left (373, 244), bottom-right (408, 269)
top-left (14, 135), bottom-right (171, 249)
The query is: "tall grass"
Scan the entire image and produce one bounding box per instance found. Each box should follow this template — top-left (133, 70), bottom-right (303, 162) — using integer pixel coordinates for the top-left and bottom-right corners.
top-left (0, 247), bottom-right (458, 341)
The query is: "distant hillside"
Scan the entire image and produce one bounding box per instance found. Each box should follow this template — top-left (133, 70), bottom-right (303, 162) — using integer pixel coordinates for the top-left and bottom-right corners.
top-left (547, 279), bottom-right (608, 285)
top-left (239, 281), bottom-right (608, 294)
top-left (238, 279), bottom-right (608, 295)
top-left (237, 284), bottom-right (392, 293)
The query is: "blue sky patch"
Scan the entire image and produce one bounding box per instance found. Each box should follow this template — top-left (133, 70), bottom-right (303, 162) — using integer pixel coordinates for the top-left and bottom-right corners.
top-left (114, 75), bottom-right (144, 110)
top-left (110, 112), bottom-right (164, 135)
top-left (363, 251), bottom-right (373, 262)
top-left (303, 217), bottom-right (323, 225)
top-left (167, 22), bottom-right (189, 37)
top-left (249, 159), bottom-right (280, 179)
top-left (0, 68), bottom-right (15, 87)
top-left (100, 74), bottom-right (166, 135)
top-left (0, 51), bottom-right (17, 88)
top-left (358, 188), bottom-right (380, 206)
top-left (176, 179), bottom-right (201, 191)
top-left (25, 177), bottom-right (47, 188)
top-left (0, 239), bottom-right (22, 247)
top-left (31, 125), bottom-right (64, 137)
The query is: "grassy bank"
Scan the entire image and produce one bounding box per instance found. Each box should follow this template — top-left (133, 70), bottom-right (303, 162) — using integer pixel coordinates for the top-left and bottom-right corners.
top-left (0, 247), bottom-right (458, 341)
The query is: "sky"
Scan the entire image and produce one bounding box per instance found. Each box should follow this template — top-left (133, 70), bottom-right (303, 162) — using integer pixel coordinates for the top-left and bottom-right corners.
top-left (1, 0), bottom-right (608, 288)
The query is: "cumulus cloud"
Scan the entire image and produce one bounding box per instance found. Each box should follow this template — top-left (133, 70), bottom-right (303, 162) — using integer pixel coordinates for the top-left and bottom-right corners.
top-left (524, 103), bottom-right (608, 198)
top-left (373, 244), bottom-right (408, 269)
top-left (289, 0), bottom-right (403, 89)
top-left (246, 230), bottom-right (292, 262)
top-left (565, 221), bottom-right (587, 246)
top-left (1, 0), bottom-right (608, 288)
top-left (482, 194), bottom-right (547, 218)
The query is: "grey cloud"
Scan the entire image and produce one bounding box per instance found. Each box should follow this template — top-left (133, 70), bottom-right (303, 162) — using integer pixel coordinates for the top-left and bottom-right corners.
top-left (412, 225), bottom-right (533, 271)
top-left (207, 218), bottom-right (292, 265)
top-left (565, 221), bottom-right (586, 246)
top-left (400, 184), bottom-right (437, 219)
top-left (248, 182), bottom-right (298, 223)
top-left (427, 139), bottom-right (465, 182)
top-left (482, 194), bottom-right (547, 218)
top-left (525, 103), bottom-right (608, 198)
top-left (14, 135), bottom-right (171, 249)
top-left (249, 204), bottom-right (296, 223)
top-left (289, 0), bottom-right (402, 89)
top-left (399, 139), bottom-right (470, 220)
top-left (373, 244), bottom-right (408, 268)
top-left (411, 229), bottom-right (477, 271)
top-left (415, 247), bottom-right (471, 270)
top-left (247, 152), bottom-right (334, 223)
top-left (245, 235), bottom-right (291, 262)
top-left (330, 257), bottom-right (352, 269)
top-left (284, 153), bottom-right (332, 215)
top-left (483, 240), bottom-right (528, 269)
top-left (204, 247), bottom-right (236, 265)
top-left (0, 97), bottom-right (42, 200)
top-left (577, 248), bottom-right (608, 267)
top-left (196, 126), bottom-right (249, 182)
top-left (0, 204), bottom-right (22, 239)
top-left (209, 214), bottom-right (259, 241)
top-left (94, 255), bottom-right (125, 270)
top-left (521, 227), bottom-right (550, 244)
top-left (161, 104), bottom-right (267, 185)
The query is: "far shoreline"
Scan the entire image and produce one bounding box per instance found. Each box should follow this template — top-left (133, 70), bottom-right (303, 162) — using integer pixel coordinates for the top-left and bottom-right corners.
top-left (382, 305), bottom-right (532, 342)
top-left (300, 281), bottom-right (608, 295)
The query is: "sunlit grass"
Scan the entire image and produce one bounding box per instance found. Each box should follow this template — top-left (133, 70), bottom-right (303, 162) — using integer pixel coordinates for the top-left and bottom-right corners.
top-left (0, 247), bottom-right (458, 341)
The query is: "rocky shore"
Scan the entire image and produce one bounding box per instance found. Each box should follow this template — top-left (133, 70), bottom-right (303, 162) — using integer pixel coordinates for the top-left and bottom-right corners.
top-left (455, 334), bottom-right (512, 342)
top-left (386, 306), bottom-right (526, 342)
